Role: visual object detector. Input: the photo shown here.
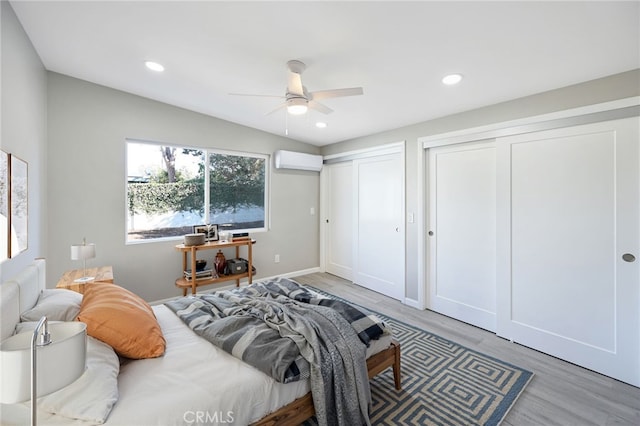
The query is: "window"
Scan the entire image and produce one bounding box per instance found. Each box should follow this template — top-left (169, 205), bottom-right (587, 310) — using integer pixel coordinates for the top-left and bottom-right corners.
top-left (126, 140), bottom-right (268, 242)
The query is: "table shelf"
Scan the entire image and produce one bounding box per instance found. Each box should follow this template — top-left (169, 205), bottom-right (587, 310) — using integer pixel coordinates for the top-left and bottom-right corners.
top-left (175, 239), bottom-right (255, 296)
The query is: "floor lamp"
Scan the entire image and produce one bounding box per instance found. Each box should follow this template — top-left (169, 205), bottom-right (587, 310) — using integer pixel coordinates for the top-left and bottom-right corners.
top-left (0, 317), bottom-right (87, 426)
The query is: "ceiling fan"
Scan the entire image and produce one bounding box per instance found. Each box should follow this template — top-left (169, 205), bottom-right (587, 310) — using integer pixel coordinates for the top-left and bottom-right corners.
top-left (230, 60), bottom-right (364, 116)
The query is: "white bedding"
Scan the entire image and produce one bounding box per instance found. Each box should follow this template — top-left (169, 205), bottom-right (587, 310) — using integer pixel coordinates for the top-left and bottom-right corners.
top-left (2, 304), bottom-right (310, 425)
top-left (109, 304), bottom-right (312, 425)
top-left (1, 260), bottom-right (391, 425)
top-left (3, 304), bottom-right (391, 425)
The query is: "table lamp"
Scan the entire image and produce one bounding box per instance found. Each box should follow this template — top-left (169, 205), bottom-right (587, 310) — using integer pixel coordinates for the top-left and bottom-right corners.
top-left (70, 238), bottom-right (96, 283)
top-left (0, 317), bottom-right (87, 426)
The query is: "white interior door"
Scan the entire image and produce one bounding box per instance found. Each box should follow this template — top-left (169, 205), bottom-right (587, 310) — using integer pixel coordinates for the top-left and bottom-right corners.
top-left (496, 117), bottom-right (640, 387)
top-left (428, 142), bottom-right (497, 331)
top-left (353, 153), bottom-right (405, 300)
top-left (324, 162), bottom-right (353, 280)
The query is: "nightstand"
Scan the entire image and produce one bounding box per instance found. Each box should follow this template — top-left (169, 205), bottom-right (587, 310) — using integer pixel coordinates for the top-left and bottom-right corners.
top-left (56, 266), bottom-right (114, 294)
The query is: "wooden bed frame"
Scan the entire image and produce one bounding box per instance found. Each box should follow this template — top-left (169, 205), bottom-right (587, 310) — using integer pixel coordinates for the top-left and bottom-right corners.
top-left (252, 338), bottom-right (401, 426)
top-left (1, 259), bottom-right (402, 426)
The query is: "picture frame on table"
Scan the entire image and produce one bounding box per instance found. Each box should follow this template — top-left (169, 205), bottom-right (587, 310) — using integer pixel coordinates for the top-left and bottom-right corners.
top-left (193, 224), bottom-right (219, 242)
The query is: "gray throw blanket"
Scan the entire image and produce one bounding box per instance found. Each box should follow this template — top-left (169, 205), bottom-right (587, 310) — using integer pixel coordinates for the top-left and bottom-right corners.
top-left (165, 278), bottom-right (390, 426)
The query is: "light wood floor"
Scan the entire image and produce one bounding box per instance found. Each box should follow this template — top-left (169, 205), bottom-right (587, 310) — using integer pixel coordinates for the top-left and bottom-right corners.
top-left (292, 272), bottom-right (640, 426)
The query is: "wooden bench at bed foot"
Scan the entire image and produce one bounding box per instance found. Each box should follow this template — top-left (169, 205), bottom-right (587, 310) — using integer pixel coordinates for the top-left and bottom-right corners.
top-left (252, 339), bottom-right (401, 426)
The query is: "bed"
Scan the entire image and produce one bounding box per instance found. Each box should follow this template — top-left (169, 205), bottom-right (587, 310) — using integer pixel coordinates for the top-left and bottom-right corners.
top-left (0, 259), bottom-right (401, 425)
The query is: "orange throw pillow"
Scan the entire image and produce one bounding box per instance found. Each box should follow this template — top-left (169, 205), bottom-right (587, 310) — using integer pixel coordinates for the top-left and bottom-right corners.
top-left (77, 284), bottom-right (165, 359)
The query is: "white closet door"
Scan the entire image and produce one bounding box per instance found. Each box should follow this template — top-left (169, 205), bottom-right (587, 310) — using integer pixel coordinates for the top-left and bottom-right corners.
top-left (354, 153), bottom-right (405, 300)
top-left (428, 142), bottom-right (497, 331)
top-left (324, 162), bottom-right (353, 280)
top-left (496, 117), bottom-right (639, 387)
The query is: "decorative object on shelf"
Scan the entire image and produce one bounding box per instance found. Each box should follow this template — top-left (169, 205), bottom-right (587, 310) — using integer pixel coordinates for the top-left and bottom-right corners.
top-left (215, 250), bottom-right (226, 275)
top-left (232, 232), bottom-right (250, 241)
top-left (0, 316), bottom-right (87, 426)
top-left (183, 233), bottom-right (205, 246)
top-left (193, 224), bottom-right (219, 242)
top-left (70, 238), bottom-right (96, 283)
top-left (219, 231), bottom-right (232, 243)
top-left (183, 268), bottom-right (214, 280)
top-left (195, 259), bottom-right (207, 271)
top-left (227, 258), bottom-right (248, 274)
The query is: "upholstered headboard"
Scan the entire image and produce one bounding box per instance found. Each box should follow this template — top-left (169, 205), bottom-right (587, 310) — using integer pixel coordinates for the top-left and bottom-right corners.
top-left (0, 258), bottom-right (46, 340)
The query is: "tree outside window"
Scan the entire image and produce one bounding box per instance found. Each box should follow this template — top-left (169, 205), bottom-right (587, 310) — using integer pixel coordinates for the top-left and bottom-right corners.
top-left (126, 141), bottom-right (267, 242)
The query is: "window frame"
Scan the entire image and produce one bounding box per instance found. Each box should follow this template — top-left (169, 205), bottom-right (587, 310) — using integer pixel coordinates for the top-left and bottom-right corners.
top-left (125, 139), bottom-right (270, 245)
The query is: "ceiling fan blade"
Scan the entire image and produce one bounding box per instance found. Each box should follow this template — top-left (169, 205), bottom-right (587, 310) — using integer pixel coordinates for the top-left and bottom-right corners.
top-left (266, 102), bottom-right (287, 115)
top-left (309, 87), bottom-right (364, 101)
top-left (229, 93), bottom-right (284, 99)
top-left (309, 100), bottom-right (333, 114)
top-left (287, 71), bottom-right (305, 97)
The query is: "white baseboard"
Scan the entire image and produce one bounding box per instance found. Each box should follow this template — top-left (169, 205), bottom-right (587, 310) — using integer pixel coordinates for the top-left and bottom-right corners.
top-left (269, 267), bottom-right (321, 280)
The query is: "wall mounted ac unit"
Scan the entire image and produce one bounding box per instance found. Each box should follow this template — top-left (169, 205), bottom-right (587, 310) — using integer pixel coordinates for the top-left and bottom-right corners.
top-left (273, 150), bottom-right (323, 172)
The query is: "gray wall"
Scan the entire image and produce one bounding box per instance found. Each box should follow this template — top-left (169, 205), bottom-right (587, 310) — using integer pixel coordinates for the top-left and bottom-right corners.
top-left (3, 0), bottom-right (638, 305)
top-left (0, 0), bottom-right (48, 281)
top-left (47, 73), bottom-right (321, 301)
top-left (321, 69), bottom-right (640, 302)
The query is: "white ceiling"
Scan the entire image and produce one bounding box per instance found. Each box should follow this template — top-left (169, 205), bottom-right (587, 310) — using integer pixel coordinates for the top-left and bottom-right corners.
top-left (9, 1), bottom-right (640, 146)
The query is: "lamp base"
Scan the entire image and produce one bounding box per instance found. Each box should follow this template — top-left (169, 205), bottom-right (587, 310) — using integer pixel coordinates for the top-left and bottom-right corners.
top-left (73, 276), bottom-right (95, 283)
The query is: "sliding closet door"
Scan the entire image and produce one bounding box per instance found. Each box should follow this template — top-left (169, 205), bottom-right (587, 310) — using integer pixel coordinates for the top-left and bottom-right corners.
top-left (496, 117), bottom-right (639, 387)
top-left (353, 153), bottom-right (405, 301)
top-left (428, 142), bottom-right (497, 331)
top-left (324, 162), bottom-right (354, 280)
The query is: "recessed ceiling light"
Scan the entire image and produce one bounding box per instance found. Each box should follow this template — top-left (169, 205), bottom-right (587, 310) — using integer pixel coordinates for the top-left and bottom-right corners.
top-left (442, 73), bottom-right (463, 85)
top-left (315, 122), bottom-right (327, 129)
top-left (144, 61), bottom-right (165, 72)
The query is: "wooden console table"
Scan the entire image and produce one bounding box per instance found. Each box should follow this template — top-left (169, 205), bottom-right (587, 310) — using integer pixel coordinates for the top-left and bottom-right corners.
top-left (175, 239), bottom-right (255, 296)
top-left (56, 266), bottom-right (114, 294)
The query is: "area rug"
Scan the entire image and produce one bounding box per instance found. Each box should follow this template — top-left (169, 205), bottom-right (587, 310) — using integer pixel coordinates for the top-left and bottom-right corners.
top-left (304, 287), bottom-right (534, 426)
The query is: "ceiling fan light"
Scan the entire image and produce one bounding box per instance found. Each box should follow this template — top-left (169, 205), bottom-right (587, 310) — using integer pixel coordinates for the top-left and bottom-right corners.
top-left (287, 98), bottom-right (308, 115)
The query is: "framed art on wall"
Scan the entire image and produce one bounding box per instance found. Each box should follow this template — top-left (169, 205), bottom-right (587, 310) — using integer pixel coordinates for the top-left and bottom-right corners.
top-left (10, 154), bottom-right (28, 257)
top-left (0, 150), bottom-right (8, 261)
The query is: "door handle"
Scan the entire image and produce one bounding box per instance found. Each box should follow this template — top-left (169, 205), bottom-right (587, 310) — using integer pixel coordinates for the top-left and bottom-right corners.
top-left (622, 253), bottom-right (636, 263)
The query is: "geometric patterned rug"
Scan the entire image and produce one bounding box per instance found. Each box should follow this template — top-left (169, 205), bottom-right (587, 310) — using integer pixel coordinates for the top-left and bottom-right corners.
top-left (304, 287), bottom-right (534, 426)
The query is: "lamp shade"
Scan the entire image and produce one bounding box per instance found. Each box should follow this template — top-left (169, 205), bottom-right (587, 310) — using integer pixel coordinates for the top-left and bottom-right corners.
top-left (0, 322), bottom-right (87, 403)
top-left (70, 243), bottom-right (95, 261)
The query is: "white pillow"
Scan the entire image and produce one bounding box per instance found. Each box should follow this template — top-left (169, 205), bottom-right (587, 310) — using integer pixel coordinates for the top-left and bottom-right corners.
top-left (20, 289), bottom-right (82, 322)
top-left (38, 336), bottom-right (119, 424)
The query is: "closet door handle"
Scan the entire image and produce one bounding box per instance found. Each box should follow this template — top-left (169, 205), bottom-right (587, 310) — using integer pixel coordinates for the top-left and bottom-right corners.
top-left (622, 253), bottom-right (636, 263)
